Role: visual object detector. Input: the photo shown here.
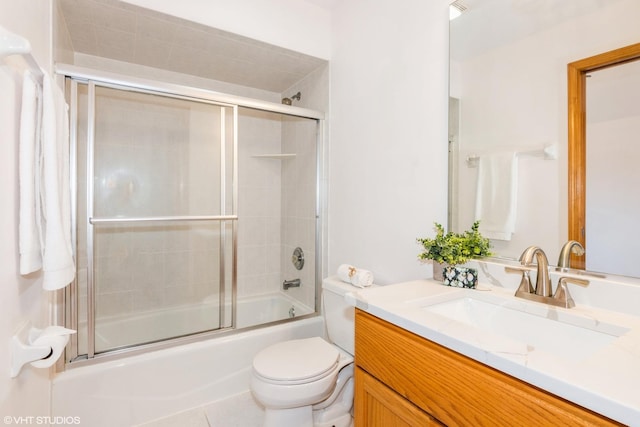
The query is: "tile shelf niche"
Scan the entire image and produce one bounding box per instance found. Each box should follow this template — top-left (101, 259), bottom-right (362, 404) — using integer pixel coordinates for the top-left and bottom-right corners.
top-left (251, 154), bottom-right (296, 159)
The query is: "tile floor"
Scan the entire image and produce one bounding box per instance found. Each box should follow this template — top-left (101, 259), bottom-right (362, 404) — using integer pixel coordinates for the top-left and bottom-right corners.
top-left (136, 391), bottom-right (264, 427)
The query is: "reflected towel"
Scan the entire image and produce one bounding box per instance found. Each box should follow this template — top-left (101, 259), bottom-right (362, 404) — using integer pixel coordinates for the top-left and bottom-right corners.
top-left (474, 152), bottom-right (518, 241)
top-left (40, 72), bottom-right (75, 290)
top-left (19, 70), bottom-right (43, 274)
top-left (337, 264), bottom-right (374, 288)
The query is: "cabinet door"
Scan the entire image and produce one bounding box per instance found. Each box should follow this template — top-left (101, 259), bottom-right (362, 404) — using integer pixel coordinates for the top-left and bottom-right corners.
top-left (355, 367), bottom-right (443, 427)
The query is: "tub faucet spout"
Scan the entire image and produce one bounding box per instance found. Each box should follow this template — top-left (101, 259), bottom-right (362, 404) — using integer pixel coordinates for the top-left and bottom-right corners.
top-left (283, 278), bottom-right (301, 290)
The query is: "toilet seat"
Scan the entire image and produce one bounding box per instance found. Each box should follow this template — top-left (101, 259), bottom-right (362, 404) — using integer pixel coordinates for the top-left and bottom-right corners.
top-left (253, 337), bottom-right (339, 385)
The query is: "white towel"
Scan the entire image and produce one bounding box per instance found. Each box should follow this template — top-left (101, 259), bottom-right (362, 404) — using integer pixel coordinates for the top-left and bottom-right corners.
top-left (19, 70), bottom-right (43, 274)
top-left (337, 264), bottom-right (374, 288)
top-left (40, 73), bottom-right (75, 290)
top-left (474, 152), bottom-right (518, 241)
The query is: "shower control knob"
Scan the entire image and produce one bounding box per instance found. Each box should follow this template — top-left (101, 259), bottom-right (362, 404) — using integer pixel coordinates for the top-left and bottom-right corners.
top-left (292, 247), bottom-right (304, 270)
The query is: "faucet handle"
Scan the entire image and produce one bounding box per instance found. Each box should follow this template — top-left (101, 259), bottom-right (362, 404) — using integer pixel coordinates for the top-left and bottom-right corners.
top-left (505, 266), bottom-right (535, 295)
top-left (553, 277), bottom-right (590, 308)
top-left (505, 265), bottom-right (533, 274)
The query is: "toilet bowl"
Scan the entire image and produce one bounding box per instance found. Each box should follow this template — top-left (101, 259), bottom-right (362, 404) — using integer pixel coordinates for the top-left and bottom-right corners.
top-left (251, 277), bottom-right (371, 427)
top-left (251, 337), bottom-right (351, 409)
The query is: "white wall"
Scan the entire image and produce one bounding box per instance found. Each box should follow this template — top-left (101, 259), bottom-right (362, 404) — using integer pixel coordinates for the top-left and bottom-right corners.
top-left (587, 116), bottom-right (640, 276)
top-left (121, 0), bottom-right (332, 60)
top-left (328, 0), bottom-right (450, 284)
top-left (0, 0), bottom-right (53, 419)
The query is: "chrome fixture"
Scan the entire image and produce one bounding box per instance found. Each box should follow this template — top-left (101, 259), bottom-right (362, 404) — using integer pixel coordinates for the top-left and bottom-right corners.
top-left (292, 247), bottom-right (304, 270)
top-left (520, 246), bottom-right (552, 297)
top-left (553, 276), bottom-right (589, 308)
top-left (288, 306), bottom-right (296, 318)
top-left (281, 91), bottom-right (302, 105)
top-left (283, 278), bottom-right (301, 290)
top-left (557, 240), bottom-right (585, 269)
top-left (506, 246), bottom-right (589, 308)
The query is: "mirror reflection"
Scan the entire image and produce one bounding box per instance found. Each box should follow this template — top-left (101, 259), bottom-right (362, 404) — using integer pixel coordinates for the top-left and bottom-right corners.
top-left (570, 46), bottom-right (640, 276)
top-left (449, 0), bottom-right (640, 277)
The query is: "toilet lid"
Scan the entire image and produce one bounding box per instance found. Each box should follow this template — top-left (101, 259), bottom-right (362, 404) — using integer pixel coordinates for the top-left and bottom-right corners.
top-left (253, 337), bottom-right (339, 383)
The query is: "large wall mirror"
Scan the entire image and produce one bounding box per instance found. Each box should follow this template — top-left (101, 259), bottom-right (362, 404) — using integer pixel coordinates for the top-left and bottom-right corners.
top-left (449, 0), bottom-right (640, 278)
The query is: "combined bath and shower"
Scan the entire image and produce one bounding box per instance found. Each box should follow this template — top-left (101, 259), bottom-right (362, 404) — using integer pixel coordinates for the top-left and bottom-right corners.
top-left (281, 91), bottom-right (301, 105)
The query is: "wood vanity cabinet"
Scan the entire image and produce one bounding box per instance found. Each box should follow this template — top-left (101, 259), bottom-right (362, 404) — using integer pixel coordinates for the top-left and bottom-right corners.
top-left (354, 309), bottom-right (622, 427)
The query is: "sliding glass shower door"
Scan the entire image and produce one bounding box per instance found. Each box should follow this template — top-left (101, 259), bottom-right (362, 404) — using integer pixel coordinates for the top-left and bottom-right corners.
top-left (72, 80), bottom-right (236, 356)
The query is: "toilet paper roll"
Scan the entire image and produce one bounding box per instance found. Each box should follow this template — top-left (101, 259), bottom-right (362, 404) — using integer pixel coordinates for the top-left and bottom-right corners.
top-left (28, 326), bottom-right (75, 369)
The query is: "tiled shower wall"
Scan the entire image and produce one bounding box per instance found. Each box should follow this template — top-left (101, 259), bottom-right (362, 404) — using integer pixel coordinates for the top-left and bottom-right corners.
top-left (236, 108), bottom-right (283, 298)
top-left (280, 116), bottom-right (318, 309)
top-left (236, 108), bottom-right (318, 309)
top-left (282, 64), bottom-right (329, 309)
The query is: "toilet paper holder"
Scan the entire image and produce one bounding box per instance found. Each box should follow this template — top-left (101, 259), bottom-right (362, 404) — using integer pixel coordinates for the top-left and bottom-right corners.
top-left (10, 325), bottom-right (76, 378)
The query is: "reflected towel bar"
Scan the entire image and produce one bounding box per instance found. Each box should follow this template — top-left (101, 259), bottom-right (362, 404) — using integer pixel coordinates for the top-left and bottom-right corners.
top-left (466, 144), bottom-right (557, 168)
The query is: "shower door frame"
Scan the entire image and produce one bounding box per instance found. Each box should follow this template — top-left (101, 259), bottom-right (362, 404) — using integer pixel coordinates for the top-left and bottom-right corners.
top-left (58, 64), bottom-right (326, 367)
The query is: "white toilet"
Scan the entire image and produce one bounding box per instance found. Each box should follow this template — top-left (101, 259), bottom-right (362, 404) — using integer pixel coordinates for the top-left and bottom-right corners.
top-left (251, 277), bottom-right (369, 427)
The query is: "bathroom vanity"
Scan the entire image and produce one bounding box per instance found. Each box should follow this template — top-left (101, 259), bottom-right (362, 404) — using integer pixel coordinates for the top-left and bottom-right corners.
top-left (355, 310), bottom-right (618, 426)
top-left (348, 278), bottom-right (640, 426)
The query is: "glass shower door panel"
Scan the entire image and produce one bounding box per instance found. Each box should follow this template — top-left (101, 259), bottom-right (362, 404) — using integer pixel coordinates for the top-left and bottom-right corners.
top-left (280, 115), bottom-right (318, 316)
top-left (90, 86), bottom-right (233, 352)
top-left (92, 223), bottom-right (224, 352)
top-left (93, 87), bottom-right (223, 218)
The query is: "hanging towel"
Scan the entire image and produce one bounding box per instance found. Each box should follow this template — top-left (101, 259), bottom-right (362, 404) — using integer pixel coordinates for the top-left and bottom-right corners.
top-left (337, 264), bottom-right (374, 288)
top-left (40, 72), bottom-right (75, 290)
top-left (19, 70), bottom-right (43, 275)
top-left (474, 152), bottom-right (518, 241)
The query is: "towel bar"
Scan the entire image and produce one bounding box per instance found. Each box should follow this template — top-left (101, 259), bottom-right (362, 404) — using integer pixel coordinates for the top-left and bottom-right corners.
top-left (465, 144), bottom-right (557, 168)
top-left (0, 25), bottom-right (44, 81)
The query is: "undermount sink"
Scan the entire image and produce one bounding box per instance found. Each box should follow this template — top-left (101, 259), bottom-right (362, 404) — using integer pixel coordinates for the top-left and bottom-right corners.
top-left (422, 296), bottom-right (629, 361)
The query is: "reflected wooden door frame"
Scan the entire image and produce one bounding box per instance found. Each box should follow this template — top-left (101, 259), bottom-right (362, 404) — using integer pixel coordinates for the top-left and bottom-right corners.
top-left (567, 42), bottom-right (640, 269)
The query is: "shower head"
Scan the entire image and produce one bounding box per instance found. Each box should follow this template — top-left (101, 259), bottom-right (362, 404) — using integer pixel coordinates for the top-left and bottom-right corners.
top-left (281, 92), bottom-right (301, 105)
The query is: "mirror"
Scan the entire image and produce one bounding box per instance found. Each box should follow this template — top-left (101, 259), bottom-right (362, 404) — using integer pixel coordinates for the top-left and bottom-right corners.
top-left (449, 0), bottom-right (640, 277)
top-left (568, 43), bottom-right (640, 273)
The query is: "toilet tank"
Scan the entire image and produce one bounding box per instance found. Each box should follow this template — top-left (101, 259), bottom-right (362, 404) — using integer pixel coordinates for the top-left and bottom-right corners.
top-left (322, 276), bottom-right (376, 355)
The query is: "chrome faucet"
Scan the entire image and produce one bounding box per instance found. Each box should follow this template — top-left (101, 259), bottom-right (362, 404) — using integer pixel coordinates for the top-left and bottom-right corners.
top-left (557, 240), bottom-right (585, 269)
top-left (283, 278), bottom-right (301, 290)
top-left (506, 246), bottom-right (589, 308)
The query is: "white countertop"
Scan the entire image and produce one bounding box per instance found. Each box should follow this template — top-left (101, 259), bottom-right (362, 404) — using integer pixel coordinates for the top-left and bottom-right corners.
top-left (346, 279), bottom-right (640, 426)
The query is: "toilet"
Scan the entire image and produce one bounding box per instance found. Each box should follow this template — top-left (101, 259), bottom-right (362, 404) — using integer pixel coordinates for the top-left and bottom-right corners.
top-left (251, 277), bottom-right (371, 427)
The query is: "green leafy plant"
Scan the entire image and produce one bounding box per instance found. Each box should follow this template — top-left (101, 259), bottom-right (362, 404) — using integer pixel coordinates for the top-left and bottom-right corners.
top-left (417, 221), bottom-right (492, 265)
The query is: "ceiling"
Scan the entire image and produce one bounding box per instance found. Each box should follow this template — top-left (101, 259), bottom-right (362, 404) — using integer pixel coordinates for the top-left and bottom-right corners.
top-left (450, 0), bottom-right (624, 61)
top-left (57, 0), bottom-right (327, 93)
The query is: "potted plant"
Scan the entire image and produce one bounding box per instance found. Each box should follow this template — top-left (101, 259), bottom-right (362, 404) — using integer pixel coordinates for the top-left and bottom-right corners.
top-left (416, 221), bottom-right (492, 288)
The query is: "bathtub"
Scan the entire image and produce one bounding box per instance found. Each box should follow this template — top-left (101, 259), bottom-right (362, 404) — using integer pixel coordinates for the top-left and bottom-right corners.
top-left (53, 295), bottom-right (322, 427)
top-left (90, 292), bottom-right (314, 352)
